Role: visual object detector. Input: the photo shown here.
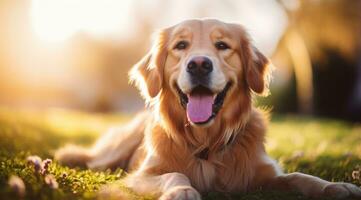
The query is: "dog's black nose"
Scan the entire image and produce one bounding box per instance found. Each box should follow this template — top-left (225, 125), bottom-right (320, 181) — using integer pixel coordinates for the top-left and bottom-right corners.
top-left (187, 56), bottom-right (213, 76)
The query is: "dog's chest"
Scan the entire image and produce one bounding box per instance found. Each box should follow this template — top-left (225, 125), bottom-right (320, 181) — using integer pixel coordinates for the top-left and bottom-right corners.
top-left (188, 158), bottom-right (216, 191)
top-left (184, 149), bottom-right (254, 193)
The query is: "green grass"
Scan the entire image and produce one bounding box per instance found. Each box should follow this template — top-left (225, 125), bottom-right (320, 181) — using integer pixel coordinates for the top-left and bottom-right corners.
top-left (0, 107), bottom-right (360, 200)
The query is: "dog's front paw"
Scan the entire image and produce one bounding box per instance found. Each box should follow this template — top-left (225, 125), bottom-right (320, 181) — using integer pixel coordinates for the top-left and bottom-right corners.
top-left (160, 186), bottom-right (201, 200)
top-left (323, 182), bottom-right (361, 199)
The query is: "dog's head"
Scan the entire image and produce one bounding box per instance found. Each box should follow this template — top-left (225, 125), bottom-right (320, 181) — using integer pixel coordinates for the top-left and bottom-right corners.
top-left (130, 19), bottom-right (271, 129)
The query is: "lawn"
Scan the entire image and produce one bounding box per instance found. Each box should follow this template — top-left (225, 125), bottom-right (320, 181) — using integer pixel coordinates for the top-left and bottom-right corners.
top-left (0, 107), bottom-right (360, 200)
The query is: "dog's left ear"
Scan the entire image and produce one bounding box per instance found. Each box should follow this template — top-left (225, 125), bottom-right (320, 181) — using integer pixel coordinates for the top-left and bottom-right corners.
top-left (245, 45), bottom-right (272, 96)
top-left (129, 30), bottom-right (168, 101)
top-left (237, 28), bottom-right (272, 96)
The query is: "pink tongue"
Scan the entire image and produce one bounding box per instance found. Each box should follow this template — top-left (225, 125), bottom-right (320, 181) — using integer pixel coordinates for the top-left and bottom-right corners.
top-left (186, 94), bottom-right (214, 123)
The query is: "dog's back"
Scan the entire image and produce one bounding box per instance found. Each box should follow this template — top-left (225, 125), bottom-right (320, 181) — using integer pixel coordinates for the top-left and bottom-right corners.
top-left (55, 111), bottom-right (150, 170)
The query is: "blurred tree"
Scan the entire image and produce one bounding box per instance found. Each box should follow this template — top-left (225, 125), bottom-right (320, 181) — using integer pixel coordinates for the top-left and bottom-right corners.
top-left (271, 0), bottom-right (361, 121)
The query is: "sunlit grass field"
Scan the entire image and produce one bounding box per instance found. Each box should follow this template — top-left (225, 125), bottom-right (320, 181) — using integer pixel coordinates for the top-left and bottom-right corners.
top-left (0, 107), bottom-right (360, 200)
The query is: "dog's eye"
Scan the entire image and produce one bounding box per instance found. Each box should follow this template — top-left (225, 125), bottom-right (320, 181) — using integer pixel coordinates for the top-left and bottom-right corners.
top-left (174, 41), bottom-right (189, 50)
top-left (215, 41), bottom-right (230, 50)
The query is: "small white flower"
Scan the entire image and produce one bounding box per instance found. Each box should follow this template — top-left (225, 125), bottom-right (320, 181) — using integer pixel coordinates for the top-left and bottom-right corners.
top-left (40, 158), bottom-right (52, 175)
top-left (45, 175), bottom-right (59, 189)
top-left (8, 175), bottom-right (26, 197)
top-left (352, 170), bottom-right (360, 180)
top-left (26, 155), bottom-right (42, 172)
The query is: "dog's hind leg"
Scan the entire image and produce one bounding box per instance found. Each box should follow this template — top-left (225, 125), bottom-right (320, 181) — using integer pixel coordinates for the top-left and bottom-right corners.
top-left (55, 111), bottom-right (148, 170)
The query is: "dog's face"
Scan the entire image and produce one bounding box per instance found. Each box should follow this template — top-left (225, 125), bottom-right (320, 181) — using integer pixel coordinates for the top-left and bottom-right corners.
top-left (130, 19), bottom-right (271, 127)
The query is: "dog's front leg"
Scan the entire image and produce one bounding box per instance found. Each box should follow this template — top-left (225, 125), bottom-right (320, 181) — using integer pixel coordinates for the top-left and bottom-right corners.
top-left (125, 172), bottom-right (201, 200)
top-left (256, 155), bottom-right (361, 198)
top-left (266, 172), bottom-right (361, 199)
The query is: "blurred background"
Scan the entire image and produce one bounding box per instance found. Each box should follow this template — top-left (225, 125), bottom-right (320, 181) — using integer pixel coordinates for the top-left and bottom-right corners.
top-left (0, 0), bottom-right (360, 121)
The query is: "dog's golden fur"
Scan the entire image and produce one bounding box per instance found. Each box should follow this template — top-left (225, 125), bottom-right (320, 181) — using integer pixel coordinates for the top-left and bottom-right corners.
top-left (55, 19), bottom-right (361, 199)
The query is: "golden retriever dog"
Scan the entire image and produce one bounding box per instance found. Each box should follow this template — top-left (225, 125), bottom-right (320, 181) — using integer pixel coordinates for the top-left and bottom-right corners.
top-left (55, 19), bottom-right (361, 199)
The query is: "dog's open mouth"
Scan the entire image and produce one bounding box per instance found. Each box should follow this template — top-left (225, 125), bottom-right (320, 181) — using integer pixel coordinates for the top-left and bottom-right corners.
top-left (177, 82), bottom-right (231, 125)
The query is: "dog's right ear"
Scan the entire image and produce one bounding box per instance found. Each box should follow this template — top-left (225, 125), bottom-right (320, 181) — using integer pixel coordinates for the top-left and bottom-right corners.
top-left (129, 29), bottom-right (168, 101)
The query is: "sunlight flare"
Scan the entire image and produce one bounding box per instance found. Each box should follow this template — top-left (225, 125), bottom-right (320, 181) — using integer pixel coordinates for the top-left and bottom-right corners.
top-left (30, 0), bottom-right (132, 43)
